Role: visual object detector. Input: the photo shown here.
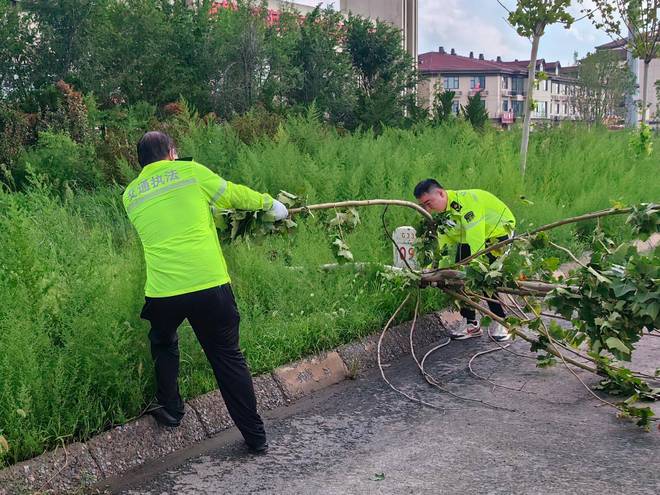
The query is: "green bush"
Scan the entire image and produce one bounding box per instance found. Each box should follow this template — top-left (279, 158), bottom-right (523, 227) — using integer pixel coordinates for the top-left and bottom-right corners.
top-left (230, 106), bottom-right (284, 145)
top-left (0, 103), bottom-right (31, 170)
top-left (15, 132), bottom-right (103, 190)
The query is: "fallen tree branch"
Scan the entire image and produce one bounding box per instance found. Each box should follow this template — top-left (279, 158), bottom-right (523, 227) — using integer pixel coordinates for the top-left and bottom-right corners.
top-left (289, 199), bottom-right (434, 221)
top-left (444, 205), bottom-right (658, 269)
top-left (420, 269), bottom-right (577, 296)
top-left (443, 289), bottom-right (599, 374)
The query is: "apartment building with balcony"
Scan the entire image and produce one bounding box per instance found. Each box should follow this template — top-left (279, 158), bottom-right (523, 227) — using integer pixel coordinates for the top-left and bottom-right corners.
top-left (595, 38), bottom-right (660, 125)
top-left (417, 48), bottom-right (580, 125)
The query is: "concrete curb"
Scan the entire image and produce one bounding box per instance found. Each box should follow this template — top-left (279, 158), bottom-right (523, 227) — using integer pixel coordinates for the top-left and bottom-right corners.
top-left (2, 233), bottom-right (656, 494)
top-left (0, 312), bottom-right (447, 495)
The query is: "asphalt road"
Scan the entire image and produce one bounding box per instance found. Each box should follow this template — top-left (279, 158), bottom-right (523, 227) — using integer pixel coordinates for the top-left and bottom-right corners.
top-left (109, 334), bottom-right (660, 495)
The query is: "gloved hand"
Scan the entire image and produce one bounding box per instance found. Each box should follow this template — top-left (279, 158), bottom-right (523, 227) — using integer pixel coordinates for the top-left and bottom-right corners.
top-left (269, 199), bottom-right (289, 221)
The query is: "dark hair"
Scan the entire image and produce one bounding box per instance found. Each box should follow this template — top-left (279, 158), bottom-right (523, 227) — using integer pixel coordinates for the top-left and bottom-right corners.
top-left (413, 178), bottom-right (443, 198)
top-left (137, 131), bottom-right (174, 167)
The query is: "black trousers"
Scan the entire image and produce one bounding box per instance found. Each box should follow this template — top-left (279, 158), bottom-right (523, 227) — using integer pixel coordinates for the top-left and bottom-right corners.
top-left (140, 284), bottom-right (266, 446)
top-left (455, 237), bottom-right (507, 322)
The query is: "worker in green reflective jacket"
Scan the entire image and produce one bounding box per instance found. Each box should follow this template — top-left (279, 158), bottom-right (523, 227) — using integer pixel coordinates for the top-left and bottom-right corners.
top-left (123, 131), bottom-right (288, 454)
top-left (413, 179), bottom-right (516, 342)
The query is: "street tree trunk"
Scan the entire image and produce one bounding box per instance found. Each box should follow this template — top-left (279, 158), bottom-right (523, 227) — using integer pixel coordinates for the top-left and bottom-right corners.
top-left (520, 29), bottom-right (542, 176)
top-left (640, 60), bottom-right (650, 126)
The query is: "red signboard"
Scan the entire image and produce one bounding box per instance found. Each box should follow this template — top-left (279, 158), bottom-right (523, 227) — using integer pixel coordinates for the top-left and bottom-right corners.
top-left (501, 111), bottom-right (514, 124)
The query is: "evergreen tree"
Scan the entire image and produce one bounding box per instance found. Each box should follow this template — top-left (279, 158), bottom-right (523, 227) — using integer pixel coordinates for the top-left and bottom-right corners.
top-left (461, 92), bottom-right (489, 130)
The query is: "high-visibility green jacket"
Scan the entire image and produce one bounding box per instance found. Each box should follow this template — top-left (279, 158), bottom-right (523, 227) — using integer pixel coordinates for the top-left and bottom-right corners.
top-left (436, 189), bottom-right (516, 266)
top-left (122, 159), bottom-right (273, 297)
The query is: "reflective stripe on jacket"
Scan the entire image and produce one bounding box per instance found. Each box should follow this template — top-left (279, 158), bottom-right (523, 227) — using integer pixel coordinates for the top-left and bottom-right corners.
top-left (436, 189), bottom-right (516, 266)
top-left (123, 159), bottom-right (273, 297)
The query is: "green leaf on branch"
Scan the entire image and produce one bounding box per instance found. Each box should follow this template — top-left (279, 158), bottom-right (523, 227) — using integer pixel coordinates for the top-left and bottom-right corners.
top-left (625, 203), bottom-right (659, 240)
top-left (530, 232), bottom-right (550, 249)
top-left (480, 316), bottom-right (492, 328)
top-left (276, 190), bottom-right (299, 207)
top-left (332, 238), bottom-right (354, 262)
top-left (618, 403), bottom-right (655, 429)
top-left (548, 320), bottom-right (566, 340)
top-left (536, 353), bottom-right (556, 368)
top-left (605, 336), bottom-right (630, 356)
top-left (542, 257), bottom-right (561, 272)
top-left (329, 208), bottom-right (360, 229)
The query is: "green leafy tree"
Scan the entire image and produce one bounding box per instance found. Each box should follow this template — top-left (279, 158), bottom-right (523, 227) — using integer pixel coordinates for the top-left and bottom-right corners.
top-left (208, 0), bottom-right (276, 118)
top-left (503, 0), bottom-right (574, 175)
top-left (461, 91), bottom-right (489, 129)
top-left (0, 1), bottom-right (37, 100)
top-left (89, 0), bottom-right (218, 110)
top-left (585, 0), bottom-right (660, 126)
top-left (286, 6), bottom-right (356, 126)
top-left (571, 49), bottom-right (636, 123)
top-left (344, 14), bottom-right (418, 130)
top-left (19, 0), bottom-right (108, 90)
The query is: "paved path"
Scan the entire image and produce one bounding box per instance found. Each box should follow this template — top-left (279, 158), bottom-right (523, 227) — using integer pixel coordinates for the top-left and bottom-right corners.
top-left (110, 335), bottom-right (660, 495)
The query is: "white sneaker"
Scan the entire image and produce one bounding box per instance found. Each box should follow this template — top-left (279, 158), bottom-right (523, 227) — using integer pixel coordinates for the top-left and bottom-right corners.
top-left (450, 321), bottom-right (483, 340)
top-left (489, 323), bottom-right (511, 342)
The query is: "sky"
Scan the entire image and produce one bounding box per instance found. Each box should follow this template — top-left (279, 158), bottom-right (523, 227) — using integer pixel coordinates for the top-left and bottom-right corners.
top-left (294, 0), bottom-right (613, 66)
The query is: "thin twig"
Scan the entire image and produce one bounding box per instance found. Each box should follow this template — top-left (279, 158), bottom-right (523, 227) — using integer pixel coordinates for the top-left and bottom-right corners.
top-left (410, 292), bottom-right (517, 412)
top-left (38, 440), bottom-right (69, 492)
top-left (548, 241), bottom-right (611, 283)
top-left (377, 294), bottom-right (443, 410)
top-left (467, 345), bottom-right (537, 394)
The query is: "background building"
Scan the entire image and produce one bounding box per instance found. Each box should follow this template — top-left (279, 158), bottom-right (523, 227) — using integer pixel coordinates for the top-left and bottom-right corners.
top-left (418, 47), bottom-right (579, 125)
top-left (595, 38), bottom-right (659, 126)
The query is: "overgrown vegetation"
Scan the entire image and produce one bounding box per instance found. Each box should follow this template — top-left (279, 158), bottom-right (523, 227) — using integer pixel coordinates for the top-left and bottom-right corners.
top-left (0, 110), bottom-right (658, 466)
top-left (0, 0), bottom-right (658, 470)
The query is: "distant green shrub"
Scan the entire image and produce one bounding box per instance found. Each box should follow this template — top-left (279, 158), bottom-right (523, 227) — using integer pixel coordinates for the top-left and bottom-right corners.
top-left (230, 106), bottom-right (284, 145)
top-left (15, 132), bottom-right (102, 190)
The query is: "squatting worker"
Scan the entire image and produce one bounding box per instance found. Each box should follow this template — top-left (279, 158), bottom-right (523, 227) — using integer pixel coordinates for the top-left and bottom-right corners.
top-left (413, 179), bottom-right (516, 342)
top-left (123, 131), bottom-right (288, 454)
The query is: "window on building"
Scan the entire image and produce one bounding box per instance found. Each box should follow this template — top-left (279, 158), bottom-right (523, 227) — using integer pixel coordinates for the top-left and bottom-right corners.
top-left (562, 104), bottom-right (567, 115)
top-left (503, 100), bottom-right (509, 112)
top-left (451, 100), bottom-right (460, 114)
top-left (556, 103), bottom-right (560, 114)
top-left (470, 76), bottom-right (486, 89)
top-left (544, 79), bottom-right (549, 91)
top-left (512, 100), bottom-right (524, 117)
top-left (511, 77), bottom-right (524, 94)
top-left (536, 101), bottom-right (547, 117)
top-left (443, 76), bottom-right (459, 90)
top-left (502, 76), bottom-right (508, 89)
